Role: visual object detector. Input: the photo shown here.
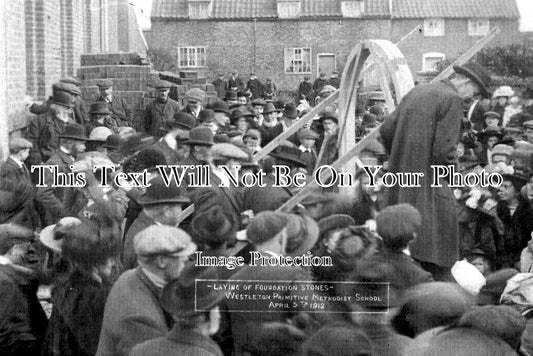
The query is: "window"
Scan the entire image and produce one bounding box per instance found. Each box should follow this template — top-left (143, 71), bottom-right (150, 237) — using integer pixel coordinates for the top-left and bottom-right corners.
top-left (178, 47), bottom-right (206, 68)
top-left (285, 47), bottom-right (311, 74)
top-left (422, 52), bottom-right (446, 71)
top-left (423, 19), bottom-right (445, 37)
top-left (341, 1), bottom-right (365, 18)
top-left (188, 2), bottom-right (210, 19)
top-left (468, 19), bottom-right (489, 36)
top-left (277, 1), bottom-right (301, 19)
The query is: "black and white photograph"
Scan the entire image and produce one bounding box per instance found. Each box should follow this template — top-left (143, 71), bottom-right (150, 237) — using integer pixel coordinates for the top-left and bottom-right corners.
top-left (1, 0), bottom-right (533, 355)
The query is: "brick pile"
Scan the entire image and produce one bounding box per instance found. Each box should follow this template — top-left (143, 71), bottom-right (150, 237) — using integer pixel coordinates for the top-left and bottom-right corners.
top-left (77, 53), bottom-right (217, 131)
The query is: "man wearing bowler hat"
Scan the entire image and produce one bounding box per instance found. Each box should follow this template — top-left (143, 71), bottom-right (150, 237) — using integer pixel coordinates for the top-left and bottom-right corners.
top-left (152, 119), bottom-right (190, 165)
top-left (26, 91), bottom-right (76, 166)
top-left (380, 62), bottom-right (492, 279)
top-left (36, 123), bottom-right (88, 225)
top-left (123, 175), bottom-right (190, 270)
top-left (96, 79), bottom-right (133, 127)
top-left (86, 101), bottom-right (119, 134)
top-left (144, 80), bottom-right (182, 138)
top-left (260, 102), bottom-right (283, 147)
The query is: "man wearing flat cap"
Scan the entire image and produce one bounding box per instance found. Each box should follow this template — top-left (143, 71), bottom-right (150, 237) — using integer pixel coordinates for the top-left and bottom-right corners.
top-left (144, 80), bottom-right (182, 138)
top-left (0, 223), bottom-right (47, 355)
top-left (0, 138), bottom-right (40, 229)
top-left (97, 225), bottom-right (196, 356)
top-left (182, 88), bottom-right (206, 119)
top-left (380, 62), bottom-right (492, 279)
top-left (96, 79), bottom-right (133, 127)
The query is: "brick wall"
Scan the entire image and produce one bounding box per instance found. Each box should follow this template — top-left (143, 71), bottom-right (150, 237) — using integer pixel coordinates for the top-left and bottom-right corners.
top-left (393, 18), bottom-right (522, 76)
top-left (150, 18), bottom-right (390, 91)
top-left (0, 0), bottom-right (28, 157)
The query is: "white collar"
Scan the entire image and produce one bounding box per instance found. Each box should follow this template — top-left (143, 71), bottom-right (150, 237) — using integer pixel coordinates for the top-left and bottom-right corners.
top-left (298, 145), bottom-right (313, 153)
top-left (141, 267), bottom-right (167, 289)
top-left (263, 120), bottom-right (278, 128)
top-left (9, 156), bottom-right (24, 168)
top-left (163, 135), bottom-right (177, 150)
top-left (212, 167), bottom-right (231, 187)
top-left (60, 146), bottom-right (72, 155)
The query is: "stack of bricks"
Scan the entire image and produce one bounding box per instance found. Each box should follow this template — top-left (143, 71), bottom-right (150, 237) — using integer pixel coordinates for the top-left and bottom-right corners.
top-left (78, 53), bottom-right (217, 131)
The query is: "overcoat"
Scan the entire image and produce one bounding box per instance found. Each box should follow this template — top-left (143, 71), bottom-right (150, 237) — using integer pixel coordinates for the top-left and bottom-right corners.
top-left (96, 268), bottom-right (171, 356)
top-left (380, 80), bottom-right (463, 268)
top-left (25, 112), bottom-right (73, 165)
top-left (129, 327), bottom-right (223, 356)
top-left (144, 98), bottom-right (182, 137)
top-left (96, 95), bottom-right (133, 127)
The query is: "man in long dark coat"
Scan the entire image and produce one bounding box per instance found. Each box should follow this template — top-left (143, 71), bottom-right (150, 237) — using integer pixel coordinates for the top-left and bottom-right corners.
top-left (144, 80), bottom-right (182, 138)
top-left (379, 63), bottom-right (491, 278)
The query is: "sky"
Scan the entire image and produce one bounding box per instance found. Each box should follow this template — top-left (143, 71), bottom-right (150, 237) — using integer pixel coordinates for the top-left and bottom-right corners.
top-left (131, 0), bottom-right (533, 32)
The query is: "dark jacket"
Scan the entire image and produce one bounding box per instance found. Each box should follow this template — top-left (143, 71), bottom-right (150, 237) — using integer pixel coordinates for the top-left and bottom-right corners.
top-left (36, 150), bottom-right (75, 225)
top-left (122, 211), bottom-right (155, 271)
top-left (73, 99), bottom-right (90, 125)
top-left (298, 81), bottom-right (314, 101)
top-left (144, 99), bottom-right (182, 137)
top-left (373, 251), bottom-right (434, 293)
top-left (41, 270), bottom-right (111, 356)
top-left (152, 139), bottom-right (182, 165)
top-left (259, 123), bottom-right (283, 147)
top-left (0, 263), bottom-right (47, 356)
top-left (312, 78), bottom-right (328, 92)
top-left (212, 79), bottom-right (228, 98)
top-left (246, 79), bottom-right (264, 100)
top-left (96, 95), bottom-right (133, 127)
top-left (96, 268), bottom-right (172, 356)
top-left (129, 327), bottom-right (223, 356)
top-left (25, 112), bottom-right (73, 165)
top-left (495, 197), bottom-right (533, 269)
top-left (380, 80), bottom-right (463, 268)
top-left (241, 174), bottom-right (292, 214)
top-left (228, 77), bottom-right (244, 91)
top-left (0, 158), bottom-right (40, 229)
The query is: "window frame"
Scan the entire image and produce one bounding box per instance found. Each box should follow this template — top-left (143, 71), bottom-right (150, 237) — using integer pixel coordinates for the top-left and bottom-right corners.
top-left (423, 18), bottom-right (445, 37)
top-left (468, 19), bottom-right (490, 36)
top-left (277, 1), bottom-right (301, 19)
top-left (284, 47), bottom-right (312, 74)
top-left (422, 52), bottom-right (446, 72)
top-left (177, 46), bottom-right (207, 68)
top-left (341, 0), bottom-right (365, 18)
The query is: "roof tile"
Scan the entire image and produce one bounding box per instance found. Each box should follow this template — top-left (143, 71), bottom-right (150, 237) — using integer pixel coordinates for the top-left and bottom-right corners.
top-left (391, 0), bottom-right (520, 19)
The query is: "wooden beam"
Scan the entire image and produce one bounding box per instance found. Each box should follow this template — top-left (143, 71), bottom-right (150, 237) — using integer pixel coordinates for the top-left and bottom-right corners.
top-left (431, 27), bottom-right (500, 83)
top-left (252, 90), bottom-right (339, 162)
top-left (277, 127), bottom-right (381, 212)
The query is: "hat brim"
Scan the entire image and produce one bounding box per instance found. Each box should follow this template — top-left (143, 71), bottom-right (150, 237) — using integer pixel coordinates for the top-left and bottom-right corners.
top-left (184, 140), bottom-right (214, 146)
top-left (90, 110), bottom-right (110, 115)
top-left (59, 135), bottom-right (88, 141)
top-left (137, 196), bottom-right (191, 206)
top-left (269, 153), bottom-right (306, 168)
top-left (318, 214), bottom-right (356, 235)
top-left (213, 108), bottom-right (230, 115)
top-left (39, 224), bottom-right (63, 253)
top-left (453, 65), bottom-right (489, 98)
top-left (53, 101), bottom-right (74, 109)
top-left (263, 109), bottom-right (280, 114)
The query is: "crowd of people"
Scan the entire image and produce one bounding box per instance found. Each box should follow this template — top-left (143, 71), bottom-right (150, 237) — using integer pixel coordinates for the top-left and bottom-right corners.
top-left (0, 61), bottom-right (532, 356)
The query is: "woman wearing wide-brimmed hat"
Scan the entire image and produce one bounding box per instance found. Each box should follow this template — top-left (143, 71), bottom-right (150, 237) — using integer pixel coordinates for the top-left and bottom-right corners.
top-left (41, 215), bottom-right (121, 356)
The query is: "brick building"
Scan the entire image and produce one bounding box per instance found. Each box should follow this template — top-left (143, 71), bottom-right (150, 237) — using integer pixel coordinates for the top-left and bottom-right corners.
top-left (150, 0), bottom-right (521, 90)
top-left (0, 0), bottom-right (146, 158)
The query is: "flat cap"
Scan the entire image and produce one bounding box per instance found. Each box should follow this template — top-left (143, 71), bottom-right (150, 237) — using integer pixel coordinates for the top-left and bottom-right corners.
top-left (298, 129), bottom-right (319, 140)
top-left (199, 109), bottom-right (215, 123)
top-left (186, 87), bottom-right (206, 103)
top-left (134, 225), bottom-right (196, 257)
top-left (155, 80), bottom-right (172, 90)
top-left (0, 223), bottom-right (35, 254)
top-left (523, 120), bottom-right (533, 129)
top-left (492, 144), bottom-right (514, 157)
top-left (210, 143), bottom-right (249, 160)
top-left (484, 111), bottom-right (501, 119)
top-left (251, 98), bottom-right (267, 106)
top-left (53, 82), bottom-right (81, 96)
top-left (59, 76), bottom-right (82, 86)
top-left (97, 79), bottom-right (114, 89)
top-left (9, 137), bottom-right (33, 151)
top-left (243, 129), bottom-right (261, 140)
